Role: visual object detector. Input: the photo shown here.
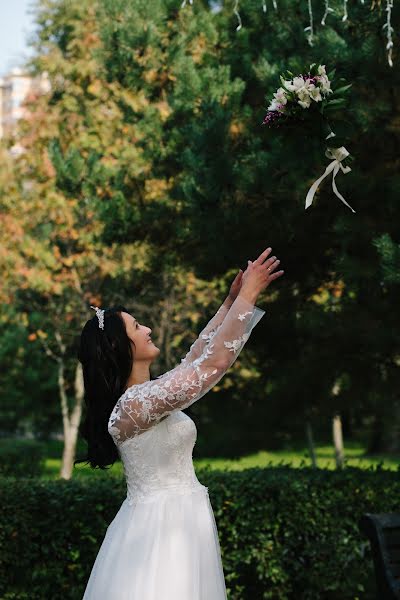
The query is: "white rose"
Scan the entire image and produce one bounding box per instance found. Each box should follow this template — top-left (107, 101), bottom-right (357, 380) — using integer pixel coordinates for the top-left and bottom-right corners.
top-left (308, 84), bottom-right (322, 102)
top-left (298, 98), bottom-right (311, 109)
top-left (317, 64), bottom-right (327, 76)
top-left (292, 76), bottom-right (306, 92)
top-left (319, 75), bottom-right (332, 94)
top-left (283, 79), bottom-right (295, 92)
top-left (296, 87), bottom-right (310, 101)
top-left (295, 79), bottom-right (315, 101)
top-left (283, 79), bottom-right (294, 92)
top-left (268, 99), bottom-right (280, 111)
top-left (303, 78), bottom-right (316, 92)
top-left (273, 87), bottom-right (288, 105)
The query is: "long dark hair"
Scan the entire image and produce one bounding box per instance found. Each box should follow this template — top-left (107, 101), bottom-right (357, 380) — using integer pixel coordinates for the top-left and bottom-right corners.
top-left (74, 305), bottom-right (134, 470)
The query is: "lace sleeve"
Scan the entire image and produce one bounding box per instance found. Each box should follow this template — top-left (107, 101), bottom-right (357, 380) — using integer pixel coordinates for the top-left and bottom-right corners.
top-left (179, 301), bottom-right (230, 366)
top-left (108, 295), bottom-right (265, 443)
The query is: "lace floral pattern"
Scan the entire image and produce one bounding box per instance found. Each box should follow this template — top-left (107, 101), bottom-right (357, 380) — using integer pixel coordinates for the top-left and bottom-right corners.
top-left (238, 311), bottom-right (253, 321)
top-left (108, 296), bottom-right (266, 443)
top-left (114, 410), bottom-right (209, 505)
top-left (180, 305), bottom-right (227, 366)
top-left (223, 332), bottom-right (250, 353)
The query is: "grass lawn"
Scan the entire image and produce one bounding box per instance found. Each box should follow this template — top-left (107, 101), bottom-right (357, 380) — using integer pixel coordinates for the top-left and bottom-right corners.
top-left (42, 440), bottom-right (400, 479)
top-left (195, 442), bottom-right (400, 471)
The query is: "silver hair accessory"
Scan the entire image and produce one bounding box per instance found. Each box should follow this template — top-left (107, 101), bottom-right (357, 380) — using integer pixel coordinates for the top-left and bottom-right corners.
top-left (90, 305), bottom-right (105, 330)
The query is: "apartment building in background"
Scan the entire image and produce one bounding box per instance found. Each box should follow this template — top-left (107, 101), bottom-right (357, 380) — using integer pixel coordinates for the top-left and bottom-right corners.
top-left (0, 67), bottom-right (50, 140)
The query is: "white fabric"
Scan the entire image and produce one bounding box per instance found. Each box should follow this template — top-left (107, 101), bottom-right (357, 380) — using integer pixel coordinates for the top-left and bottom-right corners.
top-left (305, 145), bottom-right (355, 212)
top-left (82, 296), bottom-right (265, 600)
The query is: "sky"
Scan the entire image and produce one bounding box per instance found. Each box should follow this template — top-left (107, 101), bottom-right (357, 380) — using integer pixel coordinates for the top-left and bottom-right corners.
top-left (0, 0), bottom-right (222, 78)
top-left (0, 0), bottom-right (36, 77)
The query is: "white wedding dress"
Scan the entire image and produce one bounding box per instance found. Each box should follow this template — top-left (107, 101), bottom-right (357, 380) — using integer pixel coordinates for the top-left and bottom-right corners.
top-left (82, 295), bottom-right (265, 600)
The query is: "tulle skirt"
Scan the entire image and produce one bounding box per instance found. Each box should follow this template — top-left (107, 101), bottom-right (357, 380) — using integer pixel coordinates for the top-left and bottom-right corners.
top-left (82, 485), bottom-right (227, 600)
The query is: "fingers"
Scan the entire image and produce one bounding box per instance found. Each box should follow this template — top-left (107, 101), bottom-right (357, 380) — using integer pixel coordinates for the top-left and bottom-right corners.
top-left (266, 258), bottom-right (280, 274)
top-left (235, 269), bottom-right (243, 280)
top-left (246, 248), bottom-right (285, 287)
top-left (268, 269), bottom-right (284, 281)
top-left (253, 247), bottom-right (272, 266)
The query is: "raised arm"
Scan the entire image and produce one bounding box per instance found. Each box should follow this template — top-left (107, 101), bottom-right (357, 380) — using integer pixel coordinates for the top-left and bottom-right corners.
top-left (180, 299), bottom-right (231, 366)
top-left (180, 269), bottom-right (244, 366)
top-left (108, 247), bottom-right (284, 444)
top-left (108, 294), bottom-right (265, 443)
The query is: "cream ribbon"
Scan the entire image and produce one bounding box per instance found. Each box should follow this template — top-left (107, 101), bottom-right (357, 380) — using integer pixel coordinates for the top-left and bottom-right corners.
top-left (305, 146), bottom-right (356, 213)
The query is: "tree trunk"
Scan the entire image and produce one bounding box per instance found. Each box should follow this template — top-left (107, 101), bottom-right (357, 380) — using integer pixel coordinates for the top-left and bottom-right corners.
top-left (305, 420), bottom-right (318, 468)
top-left (383, 400), bottom-right (400, 454)
top-left (60, 362), bottom-right (84, 480)
top-left (332, 413), bottom-right (344, 469)
top-left (156, 273), bottom-right (176, 371)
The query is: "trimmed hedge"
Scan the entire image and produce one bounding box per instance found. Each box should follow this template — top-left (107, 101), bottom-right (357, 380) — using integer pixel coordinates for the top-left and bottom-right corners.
top-left (0, 439), bottom-right (45, 477)
top-left (1, 465), bottom-right (399, 599)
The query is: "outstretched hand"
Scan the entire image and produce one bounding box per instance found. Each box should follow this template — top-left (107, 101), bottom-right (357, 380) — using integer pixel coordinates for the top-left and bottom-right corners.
top-left (227, 247), bottom-right (284, 305)
top-left (227, 269), bottom-right (244, 303)
top-left (240, 247), bottom-right (284, 302)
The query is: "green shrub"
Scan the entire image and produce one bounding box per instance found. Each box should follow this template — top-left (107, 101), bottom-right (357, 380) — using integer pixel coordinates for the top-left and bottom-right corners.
top-left (0, 465), bottom-right (399, 599)
top-left (0, 438), bottom-right (46, 477)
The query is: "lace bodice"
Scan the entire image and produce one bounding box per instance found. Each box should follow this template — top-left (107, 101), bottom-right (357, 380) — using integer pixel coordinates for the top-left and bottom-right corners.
top-left (107, 295), bottom-right (265, 503)
top-left (116, 410), bottom-right (206, 504)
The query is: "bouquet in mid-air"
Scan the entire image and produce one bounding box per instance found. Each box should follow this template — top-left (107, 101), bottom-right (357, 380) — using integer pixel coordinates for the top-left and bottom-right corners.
top-left (262, 64), bottom-right (356, 213)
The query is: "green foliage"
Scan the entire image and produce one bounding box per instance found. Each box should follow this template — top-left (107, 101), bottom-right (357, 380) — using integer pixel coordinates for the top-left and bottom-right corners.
top-left (0, 305), bottom-right (59, 436)
top-left (374, 233), bottom-right (400, 285)
top-left (0, 439), bottom-right (46, 477)
top-left (48, 139), bottom-right (88, 196)
top-left (1, 0), bottom-right (400, 453)
top-left (92, 0), bottom-right (400, 454)
top-left (1, 466), bottom-right (400, 598)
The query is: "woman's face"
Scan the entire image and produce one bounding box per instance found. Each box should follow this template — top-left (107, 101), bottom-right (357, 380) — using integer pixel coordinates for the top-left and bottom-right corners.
top-left (121, 312), bottom-right (160, 362)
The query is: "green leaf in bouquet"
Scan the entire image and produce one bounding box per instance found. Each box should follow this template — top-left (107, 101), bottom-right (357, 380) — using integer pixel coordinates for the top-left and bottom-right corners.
top-left (332, 84), bottom-right (353, 96)
top-left (323, 98), bottom-right (347, 109)
top-left (327, 68), bottom-right (336, 80)
top-left (311, 64), bottom-right (321, 77)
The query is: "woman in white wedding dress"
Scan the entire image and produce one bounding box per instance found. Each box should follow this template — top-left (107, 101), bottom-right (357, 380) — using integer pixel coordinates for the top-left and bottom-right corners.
top-left (77, 247), bottom-right (284, 600)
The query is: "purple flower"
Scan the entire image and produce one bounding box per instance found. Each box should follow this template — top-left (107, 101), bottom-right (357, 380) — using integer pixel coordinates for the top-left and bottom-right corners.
top-left (262, 110), bottom-right (283, 126)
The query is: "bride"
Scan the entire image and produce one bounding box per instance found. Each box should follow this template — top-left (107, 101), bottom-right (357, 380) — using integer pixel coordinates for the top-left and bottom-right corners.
top-left (77, 246), bottom-right (284, 600)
